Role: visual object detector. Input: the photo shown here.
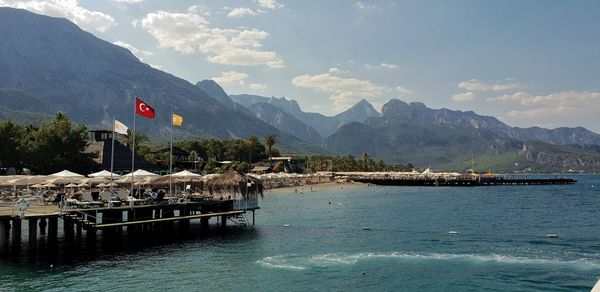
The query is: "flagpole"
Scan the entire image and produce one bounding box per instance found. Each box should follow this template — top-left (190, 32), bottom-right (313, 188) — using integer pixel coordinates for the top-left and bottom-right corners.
top-left (110, 117), bottom-right (115, 197)
top-left (169, 113), bottom-right (173, 196)
top-left (131, 99), bottom-right (136, 199)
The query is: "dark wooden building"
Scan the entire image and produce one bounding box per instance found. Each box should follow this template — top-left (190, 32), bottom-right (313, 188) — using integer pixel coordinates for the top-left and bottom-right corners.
top-left (85, 130), bottom-right (156, 172)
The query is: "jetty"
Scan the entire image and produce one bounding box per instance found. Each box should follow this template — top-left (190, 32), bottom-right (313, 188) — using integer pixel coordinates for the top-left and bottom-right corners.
top-left (332, 171), bottom-right (577, 187)
top-left (351, 176), bottom-right (576, 186)
top-left (0, 169), bottom-right (261, 255)
top-left (0, 198), bottom-right (258, 254)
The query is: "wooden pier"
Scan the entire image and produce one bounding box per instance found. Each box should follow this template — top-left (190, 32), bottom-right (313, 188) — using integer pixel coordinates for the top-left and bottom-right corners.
top-left (352, 176), bottom-right (577, 187)
top-left (0, 200), bottom-right (258, 255)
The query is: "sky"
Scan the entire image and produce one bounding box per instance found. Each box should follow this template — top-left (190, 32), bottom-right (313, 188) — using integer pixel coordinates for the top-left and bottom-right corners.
top-left (1, 0), bottom-right (600, 132)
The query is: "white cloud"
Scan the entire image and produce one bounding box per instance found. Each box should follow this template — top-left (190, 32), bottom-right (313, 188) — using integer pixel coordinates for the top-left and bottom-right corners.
top-left (227, 7), bottom-right (258, 18)
top-left (395, 86), bottom-right (412, 95)
top-left (212, 71), bottom-right (249, 86)
top-left (365, 63), bottom-right (398, 70)
top-left (140, 6), bottom-right (284, 68)
top-left (148, 63), bottom-right (162, 70)
top-left (113, 41), bottom-right (154, 60)
top-left (328, 67), bottom-right (350, 75)
top-left (380, 63), bottom-right (398, 69)
top-left (355, 1), bottom-right (378, 10)
top-left (0, 0), bottom-right (115, 33)
top-left (255, 0), bottom-right (283, 10)
top-left (249, 83), bottom-right (267, 91)
top-left (458, 78), bottom-right (523, 92)
top-left (109, 0), bottom-right (144, 3)
top-left (489, 90), bottom-right (600, 129)
top-left (452, 92), bottom-right (475, 102)
top-left (505, 106), bottom-right (578, 119)
top-left (292, 70), bottom-right (387, 111)
top-left (488, 91), bottom-right (600, 108)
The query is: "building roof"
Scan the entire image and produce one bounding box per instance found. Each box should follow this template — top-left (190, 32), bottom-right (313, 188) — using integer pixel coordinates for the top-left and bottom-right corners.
top-left (270, 156), bottom-right (293, 160)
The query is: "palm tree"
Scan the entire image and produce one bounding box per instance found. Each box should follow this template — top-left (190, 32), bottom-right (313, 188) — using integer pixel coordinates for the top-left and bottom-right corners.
top-left (264, 134), bottom-right (278, 157)
top-left (245, 136), bottom-right (260, 163)
top-left (363, 152), bottom-right (370, 171)
top-left (123, 129), bottom-right (149, 152)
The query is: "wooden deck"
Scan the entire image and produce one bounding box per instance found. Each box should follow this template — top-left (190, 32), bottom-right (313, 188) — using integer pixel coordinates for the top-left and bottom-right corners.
top-left (0, 198), bottom-right (258, 255)
top-left (94, 210), bottom-right (245, 229)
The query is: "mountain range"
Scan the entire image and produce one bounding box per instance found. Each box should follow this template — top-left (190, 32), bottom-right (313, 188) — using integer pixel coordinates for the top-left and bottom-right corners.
top-left (1, 7), bottom-right (599, 172)
top-left (230, 94), bottom-right (380, 137)
top-left (0, 7), bottom-right (323, 154)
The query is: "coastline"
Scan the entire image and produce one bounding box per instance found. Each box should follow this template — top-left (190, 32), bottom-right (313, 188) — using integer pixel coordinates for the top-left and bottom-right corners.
top-left (264, 181), bottom-right (364, 194)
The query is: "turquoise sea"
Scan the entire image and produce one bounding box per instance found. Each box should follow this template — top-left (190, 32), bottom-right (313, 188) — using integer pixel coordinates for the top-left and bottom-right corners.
top-left (1, 174), bottom-right (600, 291)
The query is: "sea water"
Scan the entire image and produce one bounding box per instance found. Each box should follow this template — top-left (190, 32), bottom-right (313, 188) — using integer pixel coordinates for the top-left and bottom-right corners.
top-left (1, 175), bottom-right (599, 291)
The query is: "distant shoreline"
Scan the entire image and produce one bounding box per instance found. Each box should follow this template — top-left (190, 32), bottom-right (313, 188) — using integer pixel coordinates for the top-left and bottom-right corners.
top-left (265, 181), bottom-right (363, 194)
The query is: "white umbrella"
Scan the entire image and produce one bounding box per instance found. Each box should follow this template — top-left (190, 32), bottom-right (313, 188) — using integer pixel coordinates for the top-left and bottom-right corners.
top-left (96, 182), bottom-right (117, 188)
top-left (172, 170), bottom-right (202, 177)
top-left (121, 169), bottom-right (159, 178)
top-left (77, 182), bottom-right (90, 188)
top-left (31, 183), bottom-right (44, 188)
top-left (115, 176), bottom-right (150, 184)
top-left (42, 183), bottom-right (57, 188)
top-left (84, 177), bottom-right (109, 184)
top-left (49, 170), bottom-right (84, 177)
top-left (2, 176), bottom-right (50, 186)
top-left (88, 170), bottom-right (121, 178)
top-left (46, 177), bottom-right (85, 184)
top-left (65, 183), bottom-right (79, 188)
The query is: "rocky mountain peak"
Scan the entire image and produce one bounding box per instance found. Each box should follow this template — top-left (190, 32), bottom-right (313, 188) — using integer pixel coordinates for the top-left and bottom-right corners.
top-left (195, 80), bottom-right (234, 107)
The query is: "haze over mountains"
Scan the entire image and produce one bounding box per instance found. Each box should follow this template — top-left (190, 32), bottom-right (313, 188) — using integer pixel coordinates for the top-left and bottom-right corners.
top-left (1, 7), bottom-right (599, 171)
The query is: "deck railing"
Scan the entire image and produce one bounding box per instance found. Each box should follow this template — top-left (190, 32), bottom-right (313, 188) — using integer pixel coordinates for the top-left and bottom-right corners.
top-left (232, 196), bottom-right (259, 210)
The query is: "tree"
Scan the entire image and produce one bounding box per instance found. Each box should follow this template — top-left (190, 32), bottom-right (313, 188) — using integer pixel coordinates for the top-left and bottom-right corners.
top-left (25, 113), bottom-right (96, 174)
top-left (264, 134), bottom-right (278, 157)
top-left (201, 139), bottom-right (225, 161)
top-left (362, 152), bottom-right (370, 171)
top-left (122, 129), bottom-right (149, 153)
top-left (245, 136), bottom-right (266, 163)
top-left (0, 120), bottom-right (25, 169)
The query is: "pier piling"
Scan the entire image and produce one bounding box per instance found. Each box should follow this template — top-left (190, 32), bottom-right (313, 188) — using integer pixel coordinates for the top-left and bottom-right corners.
top-left (221, 215), bottom-right (227, 229)
top-left (0, 219), bottom-right (9, 253)
top-left (47, 217), bottom-right (58, 243)
top-left (39, 218), bottom-right (47, 235)
top-left (28, 218), bottom-right (38, 243)
top-left (11, 218), bottom-right (22, 246)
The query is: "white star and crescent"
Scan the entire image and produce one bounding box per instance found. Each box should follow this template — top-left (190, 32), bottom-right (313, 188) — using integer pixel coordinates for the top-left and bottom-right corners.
top-left (139, 103), bottom-right (149, 112)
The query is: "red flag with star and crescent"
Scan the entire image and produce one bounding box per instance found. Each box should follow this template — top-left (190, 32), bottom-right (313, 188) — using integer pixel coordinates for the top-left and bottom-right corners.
top-left (135, 97), bottom-right (155, 119)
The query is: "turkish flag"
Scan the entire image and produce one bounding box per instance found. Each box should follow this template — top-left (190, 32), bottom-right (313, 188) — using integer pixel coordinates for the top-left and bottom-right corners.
top-left (135, 97), bottom-right (155, 119)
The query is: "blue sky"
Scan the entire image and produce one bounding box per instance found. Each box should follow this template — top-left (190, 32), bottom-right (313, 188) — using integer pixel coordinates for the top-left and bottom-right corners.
top-left (2, 0), bottom-right (599, 132)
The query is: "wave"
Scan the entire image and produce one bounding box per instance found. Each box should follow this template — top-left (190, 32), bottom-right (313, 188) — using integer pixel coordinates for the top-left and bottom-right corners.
top-left (257, 251), bottom-right (600, 271)
top-left (256, 255), bottom-right (306, 270)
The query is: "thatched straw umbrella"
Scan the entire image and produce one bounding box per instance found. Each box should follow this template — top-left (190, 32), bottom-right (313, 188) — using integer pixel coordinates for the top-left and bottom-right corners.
top-left (205, 170), bottom-right (263, 199)
top-left (149, 176), bottom-right (204, 190)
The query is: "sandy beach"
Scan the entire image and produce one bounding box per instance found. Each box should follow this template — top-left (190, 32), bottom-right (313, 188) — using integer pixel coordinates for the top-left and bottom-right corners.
top-left (265, 181), bottom-right (364, 194)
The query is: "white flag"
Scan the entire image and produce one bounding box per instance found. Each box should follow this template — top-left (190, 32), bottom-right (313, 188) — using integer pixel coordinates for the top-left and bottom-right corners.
top-left (114, 120), bottom-right (128, 135)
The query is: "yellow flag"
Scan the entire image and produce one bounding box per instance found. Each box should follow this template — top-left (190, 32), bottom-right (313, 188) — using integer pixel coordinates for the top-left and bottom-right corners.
top-left (172, 113), bottom-right (183, 126)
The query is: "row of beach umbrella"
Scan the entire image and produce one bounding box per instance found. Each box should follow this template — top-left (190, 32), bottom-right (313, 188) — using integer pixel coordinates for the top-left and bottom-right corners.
top-left (0, 169), bottom-right (206, 189)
